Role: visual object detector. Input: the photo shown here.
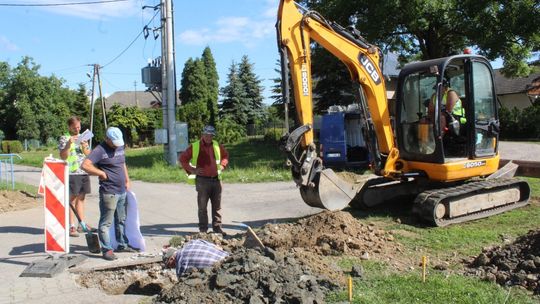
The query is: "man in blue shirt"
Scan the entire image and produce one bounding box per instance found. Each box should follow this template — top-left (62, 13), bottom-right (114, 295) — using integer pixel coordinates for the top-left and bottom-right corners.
top-left (82, 127), bottom-right (133, 260)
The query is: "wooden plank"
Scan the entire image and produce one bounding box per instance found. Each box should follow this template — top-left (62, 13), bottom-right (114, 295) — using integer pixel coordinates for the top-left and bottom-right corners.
top-left (68, 256), bottom-right (162, 274)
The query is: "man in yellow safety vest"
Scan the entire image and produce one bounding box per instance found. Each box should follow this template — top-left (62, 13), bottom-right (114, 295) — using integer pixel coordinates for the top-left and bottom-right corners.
top-left (179, 125), bottom-right (229, 235)
top-left (58, 116), bottom-right (94, 237)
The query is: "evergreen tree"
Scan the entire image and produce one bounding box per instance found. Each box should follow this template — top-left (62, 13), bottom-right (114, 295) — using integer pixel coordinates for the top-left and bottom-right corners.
top-left (220, 61), bottom-right (249, 126)
top-left (179, 58), bottom-right (208, 105)
top-left (178, 57), bottom-right (211, 139)
top-left (270, 60), bottom-right (297, 127)
top-left (201, 47), bottom-right (219, 126)
top-left (71, 84), bottom-right (90, 129)
top-left (238, 55), bottom-right (264, 124)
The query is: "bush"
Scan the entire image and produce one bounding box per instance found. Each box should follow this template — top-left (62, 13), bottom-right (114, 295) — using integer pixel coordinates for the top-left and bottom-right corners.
top-left (264, 128), bottom-right (285, 143)
top-left (1, 140), bottom-right (23, 153)
top-left (215, 118), bottom-right (246, 144)
top-left (499, 101), bottom-right (540, 140)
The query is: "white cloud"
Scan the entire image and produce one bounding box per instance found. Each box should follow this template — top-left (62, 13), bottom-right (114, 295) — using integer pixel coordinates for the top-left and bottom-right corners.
top-left (35, 0), bottom-right (140, 20)
top-left (178, 13), bottom-right (275, 47)
top-left (0, 36), bottom-right (19, 51)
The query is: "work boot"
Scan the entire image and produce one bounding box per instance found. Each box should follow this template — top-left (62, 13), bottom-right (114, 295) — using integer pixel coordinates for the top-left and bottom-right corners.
top-left (69, 226), bottom-right (79, 237)
top-left (213, 227), bottom-right (227, 236)
top-left (102, 250), bottom-right (118, 261)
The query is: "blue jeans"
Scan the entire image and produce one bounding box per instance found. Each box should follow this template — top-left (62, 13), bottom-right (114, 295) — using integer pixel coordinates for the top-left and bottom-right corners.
top-left (98, 192), bottom-right (128, 252)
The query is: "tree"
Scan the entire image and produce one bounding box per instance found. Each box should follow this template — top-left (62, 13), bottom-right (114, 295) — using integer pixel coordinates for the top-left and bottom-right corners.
top-left (107, 104), bottom-right (149, 147)
top-left (202, 47), bottom-right (219, 126)
top-left (297, 0), bottom-right (540, 111)
top-left (219, 61), bottom-right (249, 125)
top-left (178, 57), bottom-right (211, 139)
top-left (301, 0), bottom-right (539, 77)
top-left (71, 84), bottom-right (90, 129)
top-left (0, 57), bottom-right (74, 142)
top-left (179, 58), bottom-right (208, 106)
top-left (270, 60), bottom-right (298, 128)
top-left (238, 55), bottom-right (264, 125)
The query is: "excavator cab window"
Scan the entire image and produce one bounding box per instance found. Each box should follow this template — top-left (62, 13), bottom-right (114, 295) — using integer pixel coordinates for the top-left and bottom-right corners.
top-left (399, 71), bottom-right (437, 155)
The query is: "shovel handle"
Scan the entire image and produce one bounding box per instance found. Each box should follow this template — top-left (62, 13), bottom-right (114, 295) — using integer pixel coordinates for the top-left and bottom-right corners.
top-left (68, 203), bottom-right (89, 232)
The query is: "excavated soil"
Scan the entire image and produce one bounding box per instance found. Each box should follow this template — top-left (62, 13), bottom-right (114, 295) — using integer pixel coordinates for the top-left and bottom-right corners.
top-left (466, 228), bottom-right (540, 295)
top-left (0, 190), bottom-right (40, 213)
top-left (76, 211), bottom-right (403, 302)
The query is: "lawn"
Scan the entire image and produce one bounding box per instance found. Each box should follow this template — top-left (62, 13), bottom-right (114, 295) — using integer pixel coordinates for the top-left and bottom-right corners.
top-left (14, 138), bottom-right (292, 183)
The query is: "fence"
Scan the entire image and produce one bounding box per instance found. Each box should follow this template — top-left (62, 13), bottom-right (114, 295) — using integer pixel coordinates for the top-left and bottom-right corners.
top-left (0, 154), bottom-right (22, 190)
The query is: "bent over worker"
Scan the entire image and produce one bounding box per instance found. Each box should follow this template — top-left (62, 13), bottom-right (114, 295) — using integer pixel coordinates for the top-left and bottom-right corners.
top-left (179, 125), bottom-right (229, 235)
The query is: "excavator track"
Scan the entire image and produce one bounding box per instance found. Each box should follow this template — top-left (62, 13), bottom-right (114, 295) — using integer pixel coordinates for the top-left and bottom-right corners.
top-left (412, 178), bottom-right (530, 227)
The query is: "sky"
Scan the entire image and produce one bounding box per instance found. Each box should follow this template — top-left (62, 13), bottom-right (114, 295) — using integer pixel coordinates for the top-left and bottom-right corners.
top-left (0, 0), bottom-right (280, 102)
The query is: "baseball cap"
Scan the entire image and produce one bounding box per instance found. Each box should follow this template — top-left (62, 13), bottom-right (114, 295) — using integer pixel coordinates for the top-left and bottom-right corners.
top-left (106, 127), bottom-right (124, 147)
top-left (202, 125), bottom-right (216, 136)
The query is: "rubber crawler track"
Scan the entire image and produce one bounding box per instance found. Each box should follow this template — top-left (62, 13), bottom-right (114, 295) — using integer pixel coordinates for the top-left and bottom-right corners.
top-left (412, 178), bottom-right (531, 227)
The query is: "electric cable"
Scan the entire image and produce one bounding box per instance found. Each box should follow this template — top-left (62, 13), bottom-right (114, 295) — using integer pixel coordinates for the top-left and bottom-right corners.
top-left (0, 0), bottom-right (128, 7)
top-left (101, 9), bottom-right (159, 69)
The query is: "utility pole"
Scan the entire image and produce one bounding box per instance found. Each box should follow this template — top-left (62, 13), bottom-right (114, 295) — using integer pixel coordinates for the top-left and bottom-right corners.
top-left (161, 0), bottom-right (177, 166)
top-left (134, 81), bottom-right (139, 108)
top-left (88, 63), bottom-right (107, 147)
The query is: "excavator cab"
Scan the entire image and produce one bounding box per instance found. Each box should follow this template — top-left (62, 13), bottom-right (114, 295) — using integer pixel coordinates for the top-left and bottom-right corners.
top-left (396, 55), bottom-right (500, 169)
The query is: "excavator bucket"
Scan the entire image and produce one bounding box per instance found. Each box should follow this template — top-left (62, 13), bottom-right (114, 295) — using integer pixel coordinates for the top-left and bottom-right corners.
top-left (299, 169), bottom-right (363, 211)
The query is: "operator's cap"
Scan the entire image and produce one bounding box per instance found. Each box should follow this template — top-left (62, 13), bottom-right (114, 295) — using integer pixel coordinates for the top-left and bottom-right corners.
top-left (202, 125), bottom-right (216, 136)
top-left (106, 127), bottom-right (124, 147)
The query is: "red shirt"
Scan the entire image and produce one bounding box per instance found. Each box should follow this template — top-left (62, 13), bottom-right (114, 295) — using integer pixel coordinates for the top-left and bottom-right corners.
top-left (179, 141), bottom-right (229, 177)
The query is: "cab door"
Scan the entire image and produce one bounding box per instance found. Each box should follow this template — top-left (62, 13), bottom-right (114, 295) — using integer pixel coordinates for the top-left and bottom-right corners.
top-left (470, 60), bottom-right (498, 157)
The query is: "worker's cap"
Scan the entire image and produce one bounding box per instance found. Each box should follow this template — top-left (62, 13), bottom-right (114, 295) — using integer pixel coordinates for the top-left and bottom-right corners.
top-left (202, 125), bottom-right (216, 136)
top-left (106, 127), bottom-right (124, 147)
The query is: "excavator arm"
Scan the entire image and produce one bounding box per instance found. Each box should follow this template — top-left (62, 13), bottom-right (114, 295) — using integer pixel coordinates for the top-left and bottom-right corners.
top-left (277, 0), bottom-right (400, 210)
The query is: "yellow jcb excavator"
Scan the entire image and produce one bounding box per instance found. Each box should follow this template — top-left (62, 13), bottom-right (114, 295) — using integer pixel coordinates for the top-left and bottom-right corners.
top-left (276, 0), bottom-right (530, 226)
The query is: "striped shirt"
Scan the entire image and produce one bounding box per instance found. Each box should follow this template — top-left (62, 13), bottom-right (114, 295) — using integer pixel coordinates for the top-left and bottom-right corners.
top-left (174, 239), bottom-right (229, 276)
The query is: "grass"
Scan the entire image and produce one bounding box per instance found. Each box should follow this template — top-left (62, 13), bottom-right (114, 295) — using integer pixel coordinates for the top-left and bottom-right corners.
top-left (327, 259), bottom-right (536, 304)
top-left (0, 180), bottom-right (38, 196)
top-left (14, 138), bottom-right (292, 183)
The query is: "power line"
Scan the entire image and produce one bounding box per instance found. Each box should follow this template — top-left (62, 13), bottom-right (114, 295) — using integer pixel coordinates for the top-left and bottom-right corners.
top-left (0, 0), bottom-right (128, 7)
top-left (101, 9), bottom-right (159, 69)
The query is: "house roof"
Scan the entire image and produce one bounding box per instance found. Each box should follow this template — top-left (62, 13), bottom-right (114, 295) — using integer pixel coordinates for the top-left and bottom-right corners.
top-left (105, 91), bottom-right (166, 109)
top-left (493, 69), bottom-right (540, 95)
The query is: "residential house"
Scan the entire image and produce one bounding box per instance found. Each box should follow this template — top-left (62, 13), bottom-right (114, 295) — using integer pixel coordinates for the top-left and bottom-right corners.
top-left (494, 70), bottom-right (540, 110)
top-left (105, 91), bottom-right (167, 110)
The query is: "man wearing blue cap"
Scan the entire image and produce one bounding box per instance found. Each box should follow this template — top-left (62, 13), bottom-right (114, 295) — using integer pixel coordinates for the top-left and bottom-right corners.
top-left (179, 125), bottom-right (229, 235)
top-left (82, 127), bottom-right (134, 260)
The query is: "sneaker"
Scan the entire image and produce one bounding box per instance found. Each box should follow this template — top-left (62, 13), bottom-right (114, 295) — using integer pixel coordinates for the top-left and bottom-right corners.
top-left (213, 228), bottom-right (227, 236)
top-left (102, 250), bottom-right (118, 261)
top-left (115, 246), bottom-right (137, 253)
top-left (69, 226), bottom-right (79, 237)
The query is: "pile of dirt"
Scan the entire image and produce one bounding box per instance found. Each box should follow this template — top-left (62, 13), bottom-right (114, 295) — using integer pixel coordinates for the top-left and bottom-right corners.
top-left (466, 229), bottom-right (540, 294)
top-left (155, 247), bottom-right (339, 304)
top-left (76, 262), bottom-right (177, 295)
top-left (258, 210), bottom-right (401, 259)
top-left (0, 190), bottom-right (40, 213)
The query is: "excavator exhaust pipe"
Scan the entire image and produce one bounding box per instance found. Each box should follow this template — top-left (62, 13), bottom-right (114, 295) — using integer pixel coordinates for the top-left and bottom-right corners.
top-left (299, 168), bottom-right (362, 211)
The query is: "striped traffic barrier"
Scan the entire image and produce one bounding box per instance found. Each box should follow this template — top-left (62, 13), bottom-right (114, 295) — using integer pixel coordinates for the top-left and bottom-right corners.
top-left (42, 158), bottom-right (70, 254)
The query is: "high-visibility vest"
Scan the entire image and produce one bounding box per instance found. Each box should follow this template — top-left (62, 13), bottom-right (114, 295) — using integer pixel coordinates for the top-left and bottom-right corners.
top-left (65, 132), bottom-right (81, 173)
top-left (442, 90), bottom-right (466, 124)
top-left (187, 140), bottom-right (222, 184)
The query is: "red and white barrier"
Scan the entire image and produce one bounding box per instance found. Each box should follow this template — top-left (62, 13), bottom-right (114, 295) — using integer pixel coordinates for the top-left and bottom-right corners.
top-left (42, 158), bottom-right (69, 254)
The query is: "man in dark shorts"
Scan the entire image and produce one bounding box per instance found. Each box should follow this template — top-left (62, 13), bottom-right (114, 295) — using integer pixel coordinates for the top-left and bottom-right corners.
top-left (82, 127), bottom-right (134, 260)
top-left (58, 116), bottom-right (93, 237)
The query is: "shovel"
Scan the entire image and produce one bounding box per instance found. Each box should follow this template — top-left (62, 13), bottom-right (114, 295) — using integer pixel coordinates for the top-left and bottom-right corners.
top-left (69, 204), bottom-right (101, 254)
